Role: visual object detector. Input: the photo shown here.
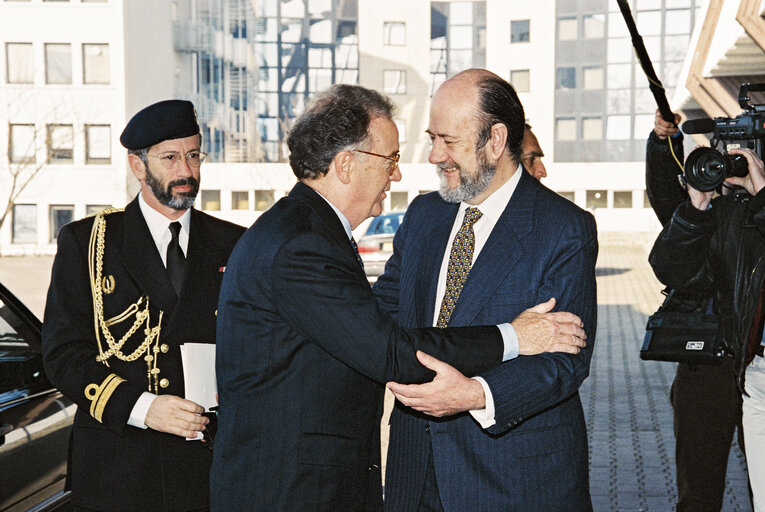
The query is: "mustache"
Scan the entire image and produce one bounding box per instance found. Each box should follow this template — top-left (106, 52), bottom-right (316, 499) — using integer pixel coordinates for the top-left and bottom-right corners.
top-left (437, 162), bottom-right (460, 172)
top-left (168, 177), bottom-right (199, 189)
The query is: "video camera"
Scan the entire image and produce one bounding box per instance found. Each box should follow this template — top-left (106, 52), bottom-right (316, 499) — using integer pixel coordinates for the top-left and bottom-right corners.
top-left (682, 83), bottom-right (765, 191)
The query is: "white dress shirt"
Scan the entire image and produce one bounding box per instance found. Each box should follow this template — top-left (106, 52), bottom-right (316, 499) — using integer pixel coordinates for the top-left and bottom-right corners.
top-left (433, 167), bottom-right (523, 428)
top-left (127, 194), bottom-right (192, 430)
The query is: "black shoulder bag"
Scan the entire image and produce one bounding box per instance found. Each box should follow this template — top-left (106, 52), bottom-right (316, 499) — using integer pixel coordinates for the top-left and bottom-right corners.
top-left (641, 287), bottom-right (725, 364)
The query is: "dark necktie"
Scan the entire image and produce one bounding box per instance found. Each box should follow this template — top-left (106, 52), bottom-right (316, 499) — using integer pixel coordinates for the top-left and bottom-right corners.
top-left (436, 207), bottom-right (483, 328)
top-left (350, 237), bottom-right (364, 269)
top-left (166, 221), bottom-right (185, 296)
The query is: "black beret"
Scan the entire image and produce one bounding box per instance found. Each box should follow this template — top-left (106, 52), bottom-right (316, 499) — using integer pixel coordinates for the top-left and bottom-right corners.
top-left (120, 99), bottom-right (200, 149)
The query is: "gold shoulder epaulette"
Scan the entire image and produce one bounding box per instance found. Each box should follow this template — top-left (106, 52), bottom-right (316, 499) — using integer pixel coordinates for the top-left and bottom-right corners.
top-left (84, 206), bottom-right (124, 219)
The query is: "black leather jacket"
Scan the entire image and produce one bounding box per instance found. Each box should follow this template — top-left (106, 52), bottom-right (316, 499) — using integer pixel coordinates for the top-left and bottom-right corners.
top-left (649, 188), bottom-right (765, 390)
top-left (645, 130), bottom-right (687, 226)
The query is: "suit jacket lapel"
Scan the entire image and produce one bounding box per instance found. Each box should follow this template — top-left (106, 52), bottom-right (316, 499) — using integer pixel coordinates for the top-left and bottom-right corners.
top-left (291, 182), bottom-right (359, 263)
top-left (449, 171), bottom-right (537, 326)
top-left (118, 197), bottom-right (177, 318)
top-left (416, 200), bottom-right (459, 327)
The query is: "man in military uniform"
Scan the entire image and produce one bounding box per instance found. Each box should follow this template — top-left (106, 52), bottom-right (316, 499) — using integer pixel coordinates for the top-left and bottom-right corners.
top-left (42, 100), bottom-right (244, 511)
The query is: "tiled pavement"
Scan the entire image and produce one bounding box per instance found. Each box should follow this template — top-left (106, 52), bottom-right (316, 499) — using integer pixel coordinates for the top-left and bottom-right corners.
top-left (587, 233), bottom-right (751, 512)
top-left (0, 233), bottom-right (754, 510)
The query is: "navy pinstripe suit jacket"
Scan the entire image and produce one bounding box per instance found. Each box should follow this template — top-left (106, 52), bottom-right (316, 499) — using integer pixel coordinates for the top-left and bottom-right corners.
top-left (373, 170), bottom-right (598, 512)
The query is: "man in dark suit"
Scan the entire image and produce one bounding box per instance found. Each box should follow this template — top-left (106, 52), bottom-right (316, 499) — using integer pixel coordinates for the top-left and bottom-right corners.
top-left (211, 84), bottom-right (589, 512)
top-left (42, 100), bottom-right (245, 511)
top-left (374, 69), bottom-right (598, 512)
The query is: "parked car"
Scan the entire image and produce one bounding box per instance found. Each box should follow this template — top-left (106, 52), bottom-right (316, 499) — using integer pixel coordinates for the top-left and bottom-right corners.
top-left (357, 210), bottom-right (406, 281)
top-left (0, 281), bottom-right (73, 512)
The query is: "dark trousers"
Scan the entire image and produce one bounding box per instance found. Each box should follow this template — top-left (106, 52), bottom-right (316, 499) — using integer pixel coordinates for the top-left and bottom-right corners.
top-left (671, 357), bottom-right (744, 512)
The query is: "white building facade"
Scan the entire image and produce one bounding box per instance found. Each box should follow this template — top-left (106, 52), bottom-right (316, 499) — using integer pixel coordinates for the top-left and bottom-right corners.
top-left (1, 0), bottom-right (708, 254)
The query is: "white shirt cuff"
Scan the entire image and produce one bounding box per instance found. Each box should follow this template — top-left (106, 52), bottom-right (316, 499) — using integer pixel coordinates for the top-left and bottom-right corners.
top-left (469, 376), bottom-right (496, 429)
top-left (127, 392), bottom-right (157, 429)
top-left (497, 322), bottom-right (519, 361)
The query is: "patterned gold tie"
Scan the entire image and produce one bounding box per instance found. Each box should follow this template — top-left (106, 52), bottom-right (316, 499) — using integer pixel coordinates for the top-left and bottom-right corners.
top-left (436, 207), bottom-right (483, 328)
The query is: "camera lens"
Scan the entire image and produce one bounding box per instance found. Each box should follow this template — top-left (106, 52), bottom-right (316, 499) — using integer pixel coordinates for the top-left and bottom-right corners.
top-left (729, 154), bottom-right (749, 178)
top-left (684, 147), bottom-right (728, 192)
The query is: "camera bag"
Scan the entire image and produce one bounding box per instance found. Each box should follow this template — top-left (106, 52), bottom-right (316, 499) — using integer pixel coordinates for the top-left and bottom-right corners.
top-left (641, 288), bottom-right (725, 364)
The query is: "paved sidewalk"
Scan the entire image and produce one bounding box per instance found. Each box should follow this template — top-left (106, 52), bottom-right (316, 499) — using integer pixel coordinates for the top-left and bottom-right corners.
top-left (0, 233), bottom-right (753, 510)
top-left (587, 233), bottom-right (751, 512)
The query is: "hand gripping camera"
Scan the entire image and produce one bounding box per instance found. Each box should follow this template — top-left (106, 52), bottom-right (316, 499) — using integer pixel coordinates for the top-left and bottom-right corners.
top-left (682, 83), bottom-right (765, 192)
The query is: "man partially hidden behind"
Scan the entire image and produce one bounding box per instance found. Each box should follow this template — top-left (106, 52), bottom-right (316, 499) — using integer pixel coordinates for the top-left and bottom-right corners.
top-left (373, 69), bottom-right (598, 511)
top-left (42, 100), bottom-right (244, 511)
top-left (211, 84), bottom-right (588, 511)
top-left (520, 123), bottom-right (547, 180)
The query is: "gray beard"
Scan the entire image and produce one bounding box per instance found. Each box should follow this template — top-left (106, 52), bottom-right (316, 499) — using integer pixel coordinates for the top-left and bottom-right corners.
top-left (437, 155), bottom-right (496, 203)
top-left (144, 165), bottom-right (198, 210)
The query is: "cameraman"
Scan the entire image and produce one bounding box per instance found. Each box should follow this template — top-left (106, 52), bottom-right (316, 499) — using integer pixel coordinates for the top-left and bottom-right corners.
top-left (649, 131), bottom-right (765, 510)
top-left (646, 110), bottom-right (746, 512)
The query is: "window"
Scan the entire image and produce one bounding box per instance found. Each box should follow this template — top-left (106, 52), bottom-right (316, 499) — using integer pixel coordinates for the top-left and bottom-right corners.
top-left (556, 67), bottom-right (575, 89)
top-left (583, 67), bottom-right (603, 90)
top-left (45, 43), bottom-right (72, 84)
top-left (583, 14), bottom-right (605, 39)
top-left (634, 114), bottom-right (654, 140)
top-left (510, 19), bottom-right (529, 43)
top-left (85, 124), bottom-right (110, 164)
top-left (86, 204), bottom-right (110, 215)
top-left (255, 189), bottom-right (275, 211)
top-left (12, 204), bottom-right (36, 243)
top-left (383, 22), bottom-right (406, 45)
top-left (9, 124), bottom-right (35, 163)
top-left (558, 17), bottom-right (577, 40)
top-left (643, 190), bottom-right (652, 208)
top-left (382, 69), bottom-right (406, 95)
top-left (637, 10), bottom-right (662, 36)
top-left (556, 118), bottom-right (576, 141)
top-left (83, 43), bottom-right (110, 84)
top-left (510, 69), bottom-right (530, 93)
top-left (6, 43), bottom-right (33, 83)
top-left (614, 191), bottom-right (633, 208)
top-left (608, 12), bottom-right (629, 37)
top-left (607, 63), bottom-right (631, 89)
top-left (366, 211), bottom-right (405, 234)
top-left (586, 190), bottom-right (607, 209)
top-left (607, 38), bottom-right (632, 63)
top-left (450, 25), bottom-right (473, 49)
top-left (390, 191), bottom-right (408, 210)
top-left (639, 0), bottom-right (662, 8)
top-left (608, 90), bottom-right (631, 114)
top-left (582, 117), bottom-right (602, 140)
top-left (49, 205), bottom-right (74, 243)
top-left (201, 190), bottom-right (221, 210)
top-left (46, 124), bottom-right (73, 163)
top-left (232, 191), bottom-right (249, 210)
top-left (607, 115), bottom-right (631, 140)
